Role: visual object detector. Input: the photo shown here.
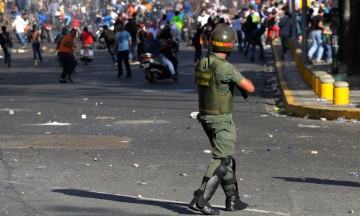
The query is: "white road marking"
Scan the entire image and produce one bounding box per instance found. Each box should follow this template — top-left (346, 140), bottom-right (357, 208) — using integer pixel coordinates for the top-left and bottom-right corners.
top-left (142, 89), bottom-right (196, 93)
top-left (52, 187), bottom-right (290, 215)
top-left (113, 120), bottom-right (170, 124)
top-left (24, 122), bottom-right (71, 126)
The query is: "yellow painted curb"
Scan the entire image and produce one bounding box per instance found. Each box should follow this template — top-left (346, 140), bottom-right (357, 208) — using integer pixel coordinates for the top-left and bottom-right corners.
top-left (272, 39), bottom-right (360, 120)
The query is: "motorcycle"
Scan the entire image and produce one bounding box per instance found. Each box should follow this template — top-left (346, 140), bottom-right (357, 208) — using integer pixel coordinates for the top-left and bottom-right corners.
top-left (79, 44), bottom-right (94, 65)
top-left (139, 53), bottom-right (177, 83)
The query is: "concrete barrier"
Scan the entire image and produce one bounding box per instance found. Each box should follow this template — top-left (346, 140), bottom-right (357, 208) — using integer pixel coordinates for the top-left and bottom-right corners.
top-left (333, 81), bottom-right (349, 105)
top-left (320, 76), bottom-right (335, 100)
top-left (312, 71), bottom-right (328, 95)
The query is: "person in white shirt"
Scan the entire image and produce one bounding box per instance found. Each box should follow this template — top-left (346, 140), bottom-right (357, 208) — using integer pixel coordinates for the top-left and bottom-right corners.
top-left (197, 9), bottom-right (209, 28)
top-left (12, 15), bottom-right (28, 48)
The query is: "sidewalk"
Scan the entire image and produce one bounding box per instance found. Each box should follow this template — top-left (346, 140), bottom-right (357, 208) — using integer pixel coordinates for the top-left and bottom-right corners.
top-left (272, 39), bottom-right (360, 121)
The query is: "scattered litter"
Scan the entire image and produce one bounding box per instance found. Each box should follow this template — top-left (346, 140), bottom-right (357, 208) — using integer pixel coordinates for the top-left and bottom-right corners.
top-left (336, 116), bottom-right (348, 122)
top-left (137, 181), bottom-right (147, 185)
top-left (81, 114), bottom-right (87, 119)
top-left (137, 194), bottom-right (143, 199)
top-left (303, 114), bottom-right (310, 119)
top-left (133, 163), bottom-right (140, 168)
top-left (83, 98), bottom-right (88, 101)
top-left (25, 174), bottom-right (34, 179)
top-left (351, 119), bottom-right (358, 123)
top-left (109, 165), bottom-right (112, 167)
top-left (311, 151), bottom-right (318, 155)
top-left (348, 172), bottom-right (360, 177)
top-left (298, 124), bottom-right (320, 128)
top-left (274, 106), bottom-right (281, 111)
top-left (96, 133), bottom-right (102, 135)
top-left (122, 140), bottom-right (129, 143)
top-left (197, 165), bottom-right (206, 172)
top-left (320, 118), bottom-right (327, 121)
top-left (190, 112), bottom-right (199, 119)
top-left (133, 110), bottom-right (136, 113)
top-left (95, 102), bottom-right (98, 106)
top-left (179, 173), bottom-right (188, 176)
top-left (85, 164), bottom-right (90, 166)
top-left (317, 98), bottom-right (327, 102)
top-left (241, 149), bottom-right (252, 155)
top-left (45, 132), bottom-right (51, 134)
top-left (242, 194), bottom-right (255, 198)
top-left (266, 148), bottom-right (272, 151)
top-left (348, 209), bottom-right (355, 214)
top-left (94, 158), bottom-right (98, 161)
top-left (35, 166), bottom-right (46, 169)
top-left (2, 208), bottom-right (8, 214)
top-left (203, 150), bottom-right (211, 154)
top-left (14, 159), bottom-right (18, 162)
top-left (268, 134), bottom-right (274, 138)
top-left (8, 110), bottom-right (14, 115)
top-left (37, 112), bottom-right (41, 115)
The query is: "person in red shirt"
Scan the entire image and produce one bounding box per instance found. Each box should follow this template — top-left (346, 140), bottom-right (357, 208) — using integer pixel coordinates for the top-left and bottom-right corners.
top-left (80, 26), bottom-right (94, 45)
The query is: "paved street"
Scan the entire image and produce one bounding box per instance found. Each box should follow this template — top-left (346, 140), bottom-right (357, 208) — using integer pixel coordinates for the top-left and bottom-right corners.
top-left (0, 43), bottom-right (359, 216)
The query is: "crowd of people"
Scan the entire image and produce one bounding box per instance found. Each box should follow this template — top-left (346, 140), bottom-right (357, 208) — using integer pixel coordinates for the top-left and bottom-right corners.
top-left (0, 0), bottom-right (334, 77)
top-left (0, 0), bottom-right (335, 214)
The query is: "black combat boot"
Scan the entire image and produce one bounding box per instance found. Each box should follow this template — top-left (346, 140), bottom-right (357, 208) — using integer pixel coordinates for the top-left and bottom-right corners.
top-left (225, 195), bottom-right (249, 211)
top-left (189, 195), bottom-right (220, 215)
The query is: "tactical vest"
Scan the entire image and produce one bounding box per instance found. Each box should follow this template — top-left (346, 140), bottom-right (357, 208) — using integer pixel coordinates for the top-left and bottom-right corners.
top-left (195, 56), bottom-right (233, 114)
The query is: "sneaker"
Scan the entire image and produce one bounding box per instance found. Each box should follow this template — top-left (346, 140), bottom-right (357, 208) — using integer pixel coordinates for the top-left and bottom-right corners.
top-left (59, 79), bottom-right (67, 83)
top-left (34, 60), bottom-right (38, 66)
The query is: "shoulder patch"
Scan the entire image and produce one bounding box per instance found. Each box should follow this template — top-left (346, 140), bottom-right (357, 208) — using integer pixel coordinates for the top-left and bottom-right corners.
top-left (232, 68), bottom-right (237, 75)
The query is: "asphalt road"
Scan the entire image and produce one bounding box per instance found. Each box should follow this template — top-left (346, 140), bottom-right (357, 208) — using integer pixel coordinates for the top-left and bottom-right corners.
top-left (0, 42), bottom-right (359, 216)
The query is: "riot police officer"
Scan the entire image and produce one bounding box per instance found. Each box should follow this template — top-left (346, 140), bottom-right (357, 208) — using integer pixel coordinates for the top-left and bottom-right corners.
top-left (189, 25), bottom-right (255, 215)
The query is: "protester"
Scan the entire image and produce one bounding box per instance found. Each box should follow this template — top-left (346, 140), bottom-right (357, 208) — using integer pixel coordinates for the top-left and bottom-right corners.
top-left (0, 25), bottom-right (12, 67)
top-left (278, 11), bottom-right (295, 59)
top-left (12, 14), bottom-right (28, 48)
top-left (57, 28), bottom-right (77, 83)
top-left (308, 8), bottom-right (325, 63)
top-left (29, 24), bottom-right (43, 66)
top-left (99, 25), bottom-right (117, 65)
top-left (115, 22), bottom-right (132, 78)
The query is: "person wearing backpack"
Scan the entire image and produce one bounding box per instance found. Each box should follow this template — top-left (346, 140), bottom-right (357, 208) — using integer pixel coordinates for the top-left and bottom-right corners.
top-left (0, 25), bottom-right (12, 67)
top-left (99, 25), bottom-right (116, 65)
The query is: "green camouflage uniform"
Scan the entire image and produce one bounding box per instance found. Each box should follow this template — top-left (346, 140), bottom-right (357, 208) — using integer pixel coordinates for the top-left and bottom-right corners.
top-left (196, 52), bottom-right (244, 196)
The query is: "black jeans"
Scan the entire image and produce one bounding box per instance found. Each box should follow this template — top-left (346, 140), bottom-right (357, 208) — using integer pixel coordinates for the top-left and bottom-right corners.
top-left (106, 42), bottom-right (116, 63)
top-left (32, 42), bottom-right (43, 61)
top-left (58, 52), bottom-right (76, 79)
top-left (117, 50), bottom-right (131, 77)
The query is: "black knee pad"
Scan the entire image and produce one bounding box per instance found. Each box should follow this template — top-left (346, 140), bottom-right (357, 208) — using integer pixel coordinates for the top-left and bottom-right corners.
top-left (214, 157), bottom-right (232, 178)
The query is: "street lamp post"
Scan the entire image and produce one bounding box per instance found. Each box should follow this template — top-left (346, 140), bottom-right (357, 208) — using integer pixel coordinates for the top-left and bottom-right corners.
top-left (331, 0), bottom-right (346, 81)
top-left (301, 0), bottom-right (308, 60)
